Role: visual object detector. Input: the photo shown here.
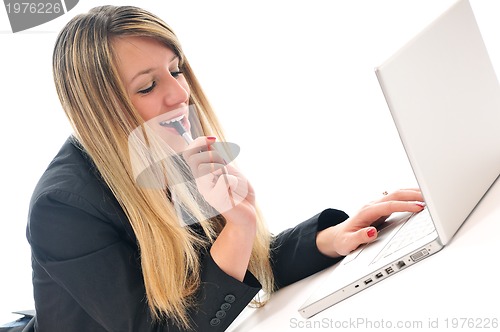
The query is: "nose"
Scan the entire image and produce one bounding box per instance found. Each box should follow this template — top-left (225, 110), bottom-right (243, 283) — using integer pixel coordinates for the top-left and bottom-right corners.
top-left (162, 73), bottom-right (189, 107)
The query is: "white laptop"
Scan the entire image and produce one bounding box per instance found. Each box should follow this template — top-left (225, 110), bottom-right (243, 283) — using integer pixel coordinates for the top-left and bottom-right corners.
top-left (299, 0), bottom-right (500, 318)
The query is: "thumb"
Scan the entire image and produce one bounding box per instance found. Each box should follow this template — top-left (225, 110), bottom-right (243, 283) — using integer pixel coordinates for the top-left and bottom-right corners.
top-left (353, 227), bottom-right (378, 246)
top-left (330, 226), bottom-right (379, 257)
top-left (212, 174), bottom-right (240, 210)
top-left (214, 173), bottom-right (238, 192)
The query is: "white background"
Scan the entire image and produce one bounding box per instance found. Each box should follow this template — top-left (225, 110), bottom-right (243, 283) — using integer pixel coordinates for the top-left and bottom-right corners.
top-left (1, 0), bottom-right (499, 326)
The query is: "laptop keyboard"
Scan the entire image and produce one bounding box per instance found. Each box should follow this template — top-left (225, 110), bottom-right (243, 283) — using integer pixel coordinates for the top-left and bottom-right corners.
top-left (372, 208), bottom-right (435, 264)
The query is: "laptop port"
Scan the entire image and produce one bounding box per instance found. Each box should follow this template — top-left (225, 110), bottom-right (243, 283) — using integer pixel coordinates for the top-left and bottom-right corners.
top-left (396, 260), bottom-right (406, 269)
top-left (385, 267), bottom-right (394, 274)
top-left (364, 278), bottom-right (373, 285)
top-left (375, 272), bottom-right (384, 279)
top-left (410, 248), bottom-right (429, 262)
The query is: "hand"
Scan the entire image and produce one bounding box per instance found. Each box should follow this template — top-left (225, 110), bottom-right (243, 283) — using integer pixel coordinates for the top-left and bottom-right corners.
top-left (183, 137), bottom-right (257, 281)
top-left (182, 136), bottom-right (256, 226)
top-left (316, 189), bottom-right (425, 258)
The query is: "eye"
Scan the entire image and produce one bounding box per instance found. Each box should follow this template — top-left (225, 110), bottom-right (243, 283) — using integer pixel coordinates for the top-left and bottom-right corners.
top-left (171, 70), bottom-right (183, 78)
top-left (138, 81), bottom-right (157, 94)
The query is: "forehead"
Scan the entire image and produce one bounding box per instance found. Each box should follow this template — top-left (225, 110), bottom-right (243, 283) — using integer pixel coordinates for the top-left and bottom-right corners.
top-left (112, 36), bottom-right (176, 80)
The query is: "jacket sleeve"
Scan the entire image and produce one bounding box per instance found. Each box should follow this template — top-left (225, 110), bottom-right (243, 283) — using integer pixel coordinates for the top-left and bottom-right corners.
top-left (28, 189), bottom-right (261, 332)
top-left (270, 208), bottom-right (349, 289)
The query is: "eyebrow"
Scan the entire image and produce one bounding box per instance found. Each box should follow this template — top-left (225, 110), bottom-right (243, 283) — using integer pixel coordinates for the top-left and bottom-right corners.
top-left (130, 54), bottom-right (179, 84)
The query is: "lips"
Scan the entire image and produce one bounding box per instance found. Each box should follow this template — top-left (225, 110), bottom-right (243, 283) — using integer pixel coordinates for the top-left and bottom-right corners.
top-left (158, 111), bottom-right (191, 139)
top-left (159, 114), bottom-right (185, 127)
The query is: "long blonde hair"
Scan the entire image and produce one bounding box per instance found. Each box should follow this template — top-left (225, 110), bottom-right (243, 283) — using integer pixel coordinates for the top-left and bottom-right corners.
top-left (52, 5), bottom-right (274, 329)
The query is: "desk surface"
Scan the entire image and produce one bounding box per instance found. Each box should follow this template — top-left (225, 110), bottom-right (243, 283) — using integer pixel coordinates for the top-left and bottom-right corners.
top-left (1, 0), bottom-right (499, 327)
top-left (228, 177), bottom-right (500, 331)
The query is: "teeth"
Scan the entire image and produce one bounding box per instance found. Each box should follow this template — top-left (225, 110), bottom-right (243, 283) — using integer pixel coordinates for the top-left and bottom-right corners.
top-left (159, 115), bottom-right (184, 126)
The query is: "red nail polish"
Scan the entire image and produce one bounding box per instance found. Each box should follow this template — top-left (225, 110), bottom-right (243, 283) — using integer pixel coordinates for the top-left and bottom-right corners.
top-left (367, 228), bottom-right (376, 238)
top-left (207, 136), bottom-right (217, 141)
top-left (416, 202), bottom-right (426, 208)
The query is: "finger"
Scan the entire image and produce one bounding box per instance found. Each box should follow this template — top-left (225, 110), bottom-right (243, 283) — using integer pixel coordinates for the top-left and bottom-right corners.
top-left (244, 177), bottom-right (256, 204)
top-left (213, 174), bottom-right (240, 209)
top-left (182, 136), bottom-right (216, 161)
top-left (360, 226), bottom-right (378, 243)
top-left (218, 173), bottom-right (239, 192)
top-left (360, 201), bottom-right (425, 222)
top-left (223, 164), bottom-right (256, 204)
top-left (197, 163), bottom-right (227, 178)
top-left (338, 226), bottom-right (379, 256)
top-left (381, 188), bottom-right (421, 196)
top-left (188, 150), bottom-right (226, 172)
top-left (379, 189), bottom-right (423, 203)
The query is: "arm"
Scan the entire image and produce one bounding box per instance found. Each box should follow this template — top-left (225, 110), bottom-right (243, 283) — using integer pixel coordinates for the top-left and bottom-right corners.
top-left (316, 189), bottom-right (425, 257)
top-left (270, 189), bottom-right (425, 288)
top-left (28, 189), bottom-right (261, 331)
top-left (270, 209), bottom-right (349, 289)
top-left (183, 137), bottom-right (258, 283)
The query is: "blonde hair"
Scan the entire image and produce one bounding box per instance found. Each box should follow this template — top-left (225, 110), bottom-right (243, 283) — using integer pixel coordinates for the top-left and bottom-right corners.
top-left (52, 5), bottom-right (274, 329)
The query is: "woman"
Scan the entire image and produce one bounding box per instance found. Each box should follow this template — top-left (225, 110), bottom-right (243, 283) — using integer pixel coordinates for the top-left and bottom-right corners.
top-left (27, 5), bottom-right (424, 331)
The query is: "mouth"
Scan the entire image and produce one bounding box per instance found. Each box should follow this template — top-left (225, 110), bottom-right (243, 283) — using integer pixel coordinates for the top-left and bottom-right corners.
top-left (159, 114), bottom-right (185, 128)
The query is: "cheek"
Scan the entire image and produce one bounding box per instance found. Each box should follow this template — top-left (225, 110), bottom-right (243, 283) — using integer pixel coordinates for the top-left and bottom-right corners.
top-left (179, 76), bottom-right (191, 99)
top-left (130, 78), bottom-right (191, 122)
top-left (130, 97), bottom-right (160, 122)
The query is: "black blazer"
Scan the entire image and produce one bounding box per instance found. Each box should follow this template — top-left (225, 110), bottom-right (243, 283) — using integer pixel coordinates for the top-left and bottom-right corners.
top-left (27, 137), bottom-right (348, 331)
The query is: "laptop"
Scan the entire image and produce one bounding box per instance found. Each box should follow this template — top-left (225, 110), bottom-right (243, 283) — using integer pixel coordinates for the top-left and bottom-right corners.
top-left (299, 0), bottom-right (500, 319)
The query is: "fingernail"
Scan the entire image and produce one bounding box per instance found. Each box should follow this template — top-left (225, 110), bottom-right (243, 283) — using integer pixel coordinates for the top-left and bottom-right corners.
top-left (415, 202), bottom-right (426, 208)
top-left (367, 228), bottom-right (377, 238)
top-left (207, 136), bottom-right (217, 141)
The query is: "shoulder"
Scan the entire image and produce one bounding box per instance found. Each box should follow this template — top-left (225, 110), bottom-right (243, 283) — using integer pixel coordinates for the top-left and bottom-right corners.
top-left (27, 137), bottom-right (134, 257)
top-left (31, 137), bottom-right (100, 198)
top-left (28, 137), bottom-right (130, 236)
top-left (29, 136), bottom-right (116, 213)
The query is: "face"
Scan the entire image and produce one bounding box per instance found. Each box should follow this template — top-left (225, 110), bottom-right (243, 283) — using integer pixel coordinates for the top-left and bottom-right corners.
top-left (113, 36), bottom-right (191, 151)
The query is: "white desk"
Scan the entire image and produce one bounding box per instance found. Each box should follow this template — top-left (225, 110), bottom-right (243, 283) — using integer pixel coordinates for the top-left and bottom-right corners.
top-left (228, 177), bottom-right (500, 331)
top-left (1, 0), bottom-right (499, 328)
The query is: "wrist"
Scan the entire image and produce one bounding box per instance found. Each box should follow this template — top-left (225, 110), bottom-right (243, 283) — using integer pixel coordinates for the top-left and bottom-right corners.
top-left (210, 218), bottom-right (257, 281)
top-left (222, 218), bottom-right (257, 238)
top-left (222, 208), bottom-right (258, 233)
top-left (316, 224), bottom-right (344, 258)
